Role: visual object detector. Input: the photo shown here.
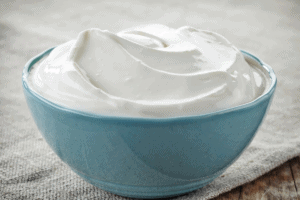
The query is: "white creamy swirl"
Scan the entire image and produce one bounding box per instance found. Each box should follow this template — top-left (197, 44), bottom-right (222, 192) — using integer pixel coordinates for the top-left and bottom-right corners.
top-left (29, 24), bottom-right (265, 118)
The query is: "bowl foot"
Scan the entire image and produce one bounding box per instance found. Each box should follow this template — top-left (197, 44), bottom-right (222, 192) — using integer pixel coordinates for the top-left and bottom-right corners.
top-left (71, 167), bottom-right (223, 199)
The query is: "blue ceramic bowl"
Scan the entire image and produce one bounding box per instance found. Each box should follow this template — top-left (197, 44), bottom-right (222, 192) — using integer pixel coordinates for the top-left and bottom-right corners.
top-left (22, 48), bottom-right (276, 199)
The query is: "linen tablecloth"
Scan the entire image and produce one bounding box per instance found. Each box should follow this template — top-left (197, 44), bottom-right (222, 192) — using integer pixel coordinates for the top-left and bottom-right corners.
top-left (1, 0), bottom-right (300, 199)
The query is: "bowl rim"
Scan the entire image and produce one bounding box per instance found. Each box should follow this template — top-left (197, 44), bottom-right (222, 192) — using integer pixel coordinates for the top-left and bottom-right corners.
top-left (22, 47), bottom-right (277, 122)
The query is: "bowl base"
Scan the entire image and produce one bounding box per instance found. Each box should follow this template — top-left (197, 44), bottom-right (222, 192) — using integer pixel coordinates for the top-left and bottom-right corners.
top-left (71, 167), bottom-right (224, 199)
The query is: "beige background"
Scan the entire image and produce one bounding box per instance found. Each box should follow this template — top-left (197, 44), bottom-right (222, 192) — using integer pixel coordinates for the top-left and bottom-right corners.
top-left (1, 0), bottom-right (300, 199)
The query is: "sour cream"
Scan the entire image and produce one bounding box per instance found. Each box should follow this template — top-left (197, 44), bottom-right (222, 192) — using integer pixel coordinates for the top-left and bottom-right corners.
top-left (28, 24), bottom-right (267, 118)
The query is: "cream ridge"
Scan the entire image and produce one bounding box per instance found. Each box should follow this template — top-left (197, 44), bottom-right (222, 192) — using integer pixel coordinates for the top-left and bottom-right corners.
top-left (28, 24), bottom-right (267, 118)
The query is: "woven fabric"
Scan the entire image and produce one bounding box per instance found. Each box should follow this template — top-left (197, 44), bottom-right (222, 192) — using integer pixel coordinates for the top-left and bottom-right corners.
top-left (1, 0), bottom-right (300, 199)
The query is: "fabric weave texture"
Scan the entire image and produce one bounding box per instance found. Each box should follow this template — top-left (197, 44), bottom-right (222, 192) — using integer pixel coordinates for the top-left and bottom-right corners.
top-left (1, 0), bottom-right (300, 199)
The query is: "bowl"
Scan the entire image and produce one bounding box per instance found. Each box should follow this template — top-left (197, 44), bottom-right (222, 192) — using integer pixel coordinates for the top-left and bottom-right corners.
top-left (22, 47), bottom-right (277, 199)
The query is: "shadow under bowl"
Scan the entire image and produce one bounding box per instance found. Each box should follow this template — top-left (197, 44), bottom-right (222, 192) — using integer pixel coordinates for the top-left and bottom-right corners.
top-left (22, 48), bottom-right (277, 199)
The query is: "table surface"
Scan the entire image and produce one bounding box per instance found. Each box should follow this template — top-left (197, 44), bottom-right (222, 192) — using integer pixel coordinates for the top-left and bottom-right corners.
top-left (1, 1), bottom-right (300, 199)
top-left (212, 157), bottom-right (300, 200)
